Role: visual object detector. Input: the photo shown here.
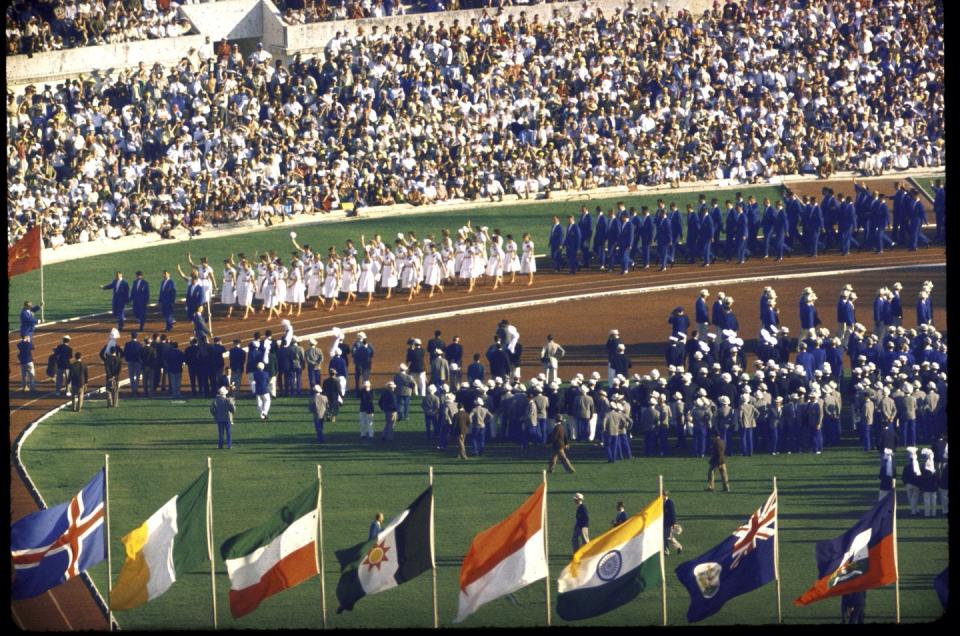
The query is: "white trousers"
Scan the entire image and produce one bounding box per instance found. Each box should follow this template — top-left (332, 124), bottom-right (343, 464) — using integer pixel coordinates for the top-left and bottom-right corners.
top-left (923, 492), bottom-right (937, 517)
top-left (906, 484), bottom-right (920, 514)
top-left (257, 393), bottom-right (271, 417)
top-left (588, 414), bottom-right (597, 441)
top-left (359, 412), bottom-right (374, 438)
top-left (939, 488), bottom-right (949, 514)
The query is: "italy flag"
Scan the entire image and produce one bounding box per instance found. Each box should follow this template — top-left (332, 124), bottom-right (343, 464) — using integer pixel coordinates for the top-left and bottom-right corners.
top-left (556, 496), bottom-right (663, 621)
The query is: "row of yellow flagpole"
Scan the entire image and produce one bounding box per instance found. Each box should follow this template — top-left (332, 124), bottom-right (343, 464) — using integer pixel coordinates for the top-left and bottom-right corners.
top-left (98, 462), bottom-right (900, 628)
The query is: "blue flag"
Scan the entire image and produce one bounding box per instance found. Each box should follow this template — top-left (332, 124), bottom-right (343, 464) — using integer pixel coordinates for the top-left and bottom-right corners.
top-left (11, 469), bottom-right (106, 600)
top-left (675, 491), bottom-right (777, 623)
top-left (934, 567), bottom-right (949, 610)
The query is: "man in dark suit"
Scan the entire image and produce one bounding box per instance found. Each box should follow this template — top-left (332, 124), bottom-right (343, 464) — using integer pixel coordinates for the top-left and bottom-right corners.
top-left (158, 270), bottom-right (177, 331)
top-left (549, 215), bottom-right (564, 271)
top-left (102, 271), bottom-right (131, 330)
top-left (563, 215), bottom-right (581, 274)
top-left (578, 205), bottom-right (593, 269)
top-left (131, 271), bottom-right (150, 331)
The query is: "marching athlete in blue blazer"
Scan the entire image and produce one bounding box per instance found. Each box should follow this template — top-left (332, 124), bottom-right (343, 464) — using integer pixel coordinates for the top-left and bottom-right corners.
top-left (102, 271), bottom-right (131, 330)
top-left (130, 271), bottom-right (150, 332)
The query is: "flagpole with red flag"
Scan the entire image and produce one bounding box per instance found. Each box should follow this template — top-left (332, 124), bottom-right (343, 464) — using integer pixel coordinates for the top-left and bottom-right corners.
top-left (39, 223), bottom-right (45, 322)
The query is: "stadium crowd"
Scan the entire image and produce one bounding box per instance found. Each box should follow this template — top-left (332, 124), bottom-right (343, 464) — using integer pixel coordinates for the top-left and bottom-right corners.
top-left (6, 0), bottom-right (195, 56)
top-left (7, 0), bottom-right (944, 249)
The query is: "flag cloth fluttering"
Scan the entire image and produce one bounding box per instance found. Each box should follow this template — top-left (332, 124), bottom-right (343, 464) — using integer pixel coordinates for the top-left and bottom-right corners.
top-left (8, 226), bottom-right (42, 278)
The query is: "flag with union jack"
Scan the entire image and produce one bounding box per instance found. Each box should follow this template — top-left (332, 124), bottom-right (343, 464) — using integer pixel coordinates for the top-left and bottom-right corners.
top-left (11, 469), bottom-right (106, 600)
top-left (675, 491), bottom-right (778, 623)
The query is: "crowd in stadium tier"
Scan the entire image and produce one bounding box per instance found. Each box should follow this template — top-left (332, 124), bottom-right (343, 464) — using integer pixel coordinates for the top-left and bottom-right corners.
top-left (6, 0), bottom-right (944, 248)
top-left (5, 0), bottom-right (196, 56)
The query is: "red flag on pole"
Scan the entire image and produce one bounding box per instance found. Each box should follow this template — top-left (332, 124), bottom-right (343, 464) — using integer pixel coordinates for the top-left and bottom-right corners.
top-left (8, 226), bottom-right (42, 278)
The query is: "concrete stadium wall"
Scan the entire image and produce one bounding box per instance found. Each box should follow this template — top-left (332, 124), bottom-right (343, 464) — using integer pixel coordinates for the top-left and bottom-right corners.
top-left (283, 0), bottom-right (715, 58)
top-left (180, 0), bottom-right (262, 41)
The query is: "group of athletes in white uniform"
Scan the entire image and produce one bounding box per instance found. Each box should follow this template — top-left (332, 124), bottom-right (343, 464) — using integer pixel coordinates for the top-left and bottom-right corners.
top-left (175, 224), bottom-right (538, 320)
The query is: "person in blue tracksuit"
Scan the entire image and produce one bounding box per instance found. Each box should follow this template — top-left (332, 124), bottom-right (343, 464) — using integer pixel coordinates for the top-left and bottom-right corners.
top-left (617, 211), bottom-right (634, 274)
top-left (549, 215), bottom-right (565, 271)
top-left (734, 205), bottom-right (749, 264)
top-left (695, 290), bottom-right (710, 338)
top-left (130, 270), bottom-right (150, 331)
top-left (592, 206), bottom-right (609, 269)
top-left (932, 179), bottom-right (945, 241)
top-left (820, 187), bottom-right (840, 249)
top-left (872, 192), bottom-right (893, 253)
top-left (760, 198), bottom-right (776, 258)
top-left (889, 282), bottom-right (904, 327)
top-left (784, 190), bottom-right (802, 249)
top-left (102, 271), bottom-right (131, 330)
top-left (655, 209), bottom-right (673, 271)
top-left (916, 289), bottom-right (933, 326)
top-left (724, 201), bottom-right (737, 261)
top-left (158, 270), bottom-right (177, 331)
top-left (803, 196), bottom-right (823, 256)
top-left (838, 195), bottom-right (858, 255)
top-left (668, 203), bottom-right (683, 264)
top-left (710, 198), bottom-right (723, 255)
top-left (746, 195), bottom-right (761, 254)
top-left (578, 205), bottom-right (593, 268)
top-left (760, 296), bottom-right (779, 332)
top-left (907, 190), bottom-right (930, 250)
top-left (685, 203), bottom-right (699, 264)
top-left (771, 200), bottom-right (790, 260)
top-left (711, 293), bottom-right (727, 336)
top-left (563, 215), bottom-right (581, 274)
top-left (20, 301), bottom-right (41, 338)
top-left (698, 205), bottom-right (714, 266)
top-left (638, 207), bottom-right (654, 269)
top-left (604, 210), bottom-right (621, 269)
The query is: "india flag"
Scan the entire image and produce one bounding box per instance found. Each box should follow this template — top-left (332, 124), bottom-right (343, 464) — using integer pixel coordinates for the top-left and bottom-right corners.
top-left (556, 496), bottom-right (663, 621)
top-left (220, 482), bottom-right (320, 618)
top-left (111, 471), bottom-right (209, 611)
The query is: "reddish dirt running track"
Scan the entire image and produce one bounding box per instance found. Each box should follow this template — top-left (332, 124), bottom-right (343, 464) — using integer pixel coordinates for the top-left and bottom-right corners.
top-left (9, 237), bottom-right (945, 630)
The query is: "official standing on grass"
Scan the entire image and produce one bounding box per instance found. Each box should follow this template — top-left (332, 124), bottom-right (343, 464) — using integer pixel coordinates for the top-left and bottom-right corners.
top-left (547, 421), bottom-right (575, 474)
top-left (368, 513), bottom-right (384, 540)
top-left (571, 493), bottom-right (590, 555)
top-left (309, 385), bottom-right (330, 443)
top-left (103, 347), bottom-right (122, 407)
top-left (253, 362), bottom-right (271, 420)
top-left (123, 332), bottom-right (143, 397)
top-left (210, 386), bottom-right (236, 449)
top-left (17, 334), bottom-right (35, 393)
top-left (379, 380), bottom-right (399, 442)
top-left (67, 352), bottom-right (89, 412)
top-left (706, 429), bottom-right (731, 492)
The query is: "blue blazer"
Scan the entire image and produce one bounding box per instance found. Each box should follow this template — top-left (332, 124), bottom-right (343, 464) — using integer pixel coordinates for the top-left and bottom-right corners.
top-left (103, 279), bottom-right (130, 312)
top-left (131, 279), bottom-right (150, 311)
top-left (549, 224), bottom-right (564, 250)
top-left (158, 278), bottom-right (177, 306)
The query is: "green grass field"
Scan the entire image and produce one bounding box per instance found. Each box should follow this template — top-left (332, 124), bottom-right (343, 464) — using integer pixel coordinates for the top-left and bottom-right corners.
top-left (8, 186), bottom-right (783, 329)
top-left (21, 395), bottom-right (947, 628)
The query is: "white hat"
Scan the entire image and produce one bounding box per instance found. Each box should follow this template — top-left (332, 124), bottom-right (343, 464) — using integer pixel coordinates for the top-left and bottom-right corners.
top-left (476, 398), bottom-right (484, 405)
top-left (617, 343), bottom-right (626, 351)
top-left (313, 384), bottom-right (322, 393)
top-left (427, 385), bottom-right (437, 394)
top-left (218, 386), bottom-right (229, 396)
top-left (257, 362), bottom-right (265, 370)
top-left (573, 493), bottom-right (584, 501)
top-left (358, 331), bottom-right (367, 339)
top-left (399, 363), bottom-right (408, 370)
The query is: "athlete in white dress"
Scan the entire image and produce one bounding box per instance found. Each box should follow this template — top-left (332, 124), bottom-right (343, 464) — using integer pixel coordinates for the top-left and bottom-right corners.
top-left (504, 235), bottom-right (521, 283)
top-left (340, 252), bottom-right (358, 305)
top-left (357, 255), bottom-right (376, 306)
top-left (287, 258), bottom-right (306, 316)
top-left (520, 233), bottom-right (536, 285)
top-left (441, 238), bottom-right (456, 284)
top-left (273, 263), bottom-right (288, 314)
top-left (423, 243), bottom-right (446, 298)
top-left (221, 260), bottom-right (237, 317)
top-left (254, 256), bottom-right (268, 306)
top-left (453, 236), bottom-right (467, 283)
top-left (379, 249), bottom-right (398, 299)
top-left (400, 252), bottom-right (421, 301)
top-left (238, 260), bottom-right (256, 320)
top-left (459, 239), bottom-right (478, 292)
top-left (320, 255), bottom-right (341, 311)
top-left (261, 263), bottom-right (279, 321)
top-left (486, 237), bottom-right (505, 290)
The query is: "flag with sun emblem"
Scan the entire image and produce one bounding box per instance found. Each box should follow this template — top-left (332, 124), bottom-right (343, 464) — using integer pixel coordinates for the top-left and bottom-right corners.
top-left (335, 486), bottom-right (433, 613)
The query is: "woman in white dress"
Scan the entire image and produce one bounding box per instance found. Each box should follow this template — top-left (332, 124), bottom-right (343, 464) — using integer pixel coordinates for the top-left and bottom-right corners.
top-left (273, 261), bottom-right (288, 314)
top-left (459, 238), bottom-right (477, 293)
top-left (357, 252), bottom-right (377, 306)
top-left (305, 254), bottom-right (321, 300)
top-left (423, 242), bottom-right (445, 298)
top-left (520, 232), bottom-right (536, 286)
top-left (400, 250), bottom-right (421, 302)
top-left (319, 254), bottom-right (341, 311)
top-left (504, 234), bottom-right (521, 284)
top-left (340, 250), bottom-right (358, 306)
top-left (238, 259), bottom-right (256, 320)
top-left (453, 235), bottom-right (467, 284)
top-left (261, 263), bottom-right (279, 321)
top-left (485, 235), bottom-right (505, 290)
top-left (470, 236), bottom-right (486, 281)
top-left (255, 255), bottom-right (269, 307)
top-left (441, 239), bottom-right (456, 286)
top-left (221, 259), bottom-right (237, 318)
top-left (379, 248), bottom-right (398, 299)
top-left (287, 257), bottom-right (306, 316)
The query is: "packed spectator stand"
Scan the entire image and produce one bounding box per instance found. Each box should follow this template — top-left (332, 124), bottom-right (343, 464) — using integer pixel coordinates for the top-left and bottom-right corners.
top-left (6, 0), bottom-right (944, 250)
